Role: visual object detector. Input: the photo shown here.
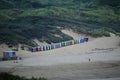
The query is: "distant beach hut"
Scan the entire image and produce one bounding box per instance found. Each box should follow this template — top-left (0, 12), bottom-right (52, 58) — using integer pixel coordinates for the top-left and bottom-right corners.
top-left (64, 42), bottom-right (67, 46)
top-left (46, 46), bottom-right (48, 50)
top-left (35, 47), bottom-right (37, 52)
top-left (80, 38), bottom-right (84, 43)
top-left (6, 51), bottom-right (10, 57)
top-left (60, 43), bottom-right (62, 48)
top-left (37, 47), bottom-right (41, 52)
top-left (46, 45), bottom-right (49, 50)
top-left (54, 44), bottom-right (56, 49)
top-left (31, 48), bottom-right (34, 52)
top-left (68, 41), bottom-right (71, 46)
top-left (51, 44), bottom-right (54, 49)
top-left (41, 46), bottom-right (43, 51)
top-left (84, 38), bottom-right (89, 42)
top-left (67, 41), bottom-right (69, 46)
top-left (74, 40), bottom-right (78, 44)
top-left (43, 46), bottom-right (47, 51)
top-left (72, 40), bottom-right (74, 45)
top-left (61, 42), bottom-right (64, 47)
top-left (66, 41), bottom-right (68, 46)
top-left (69, 41), bottom-right (70, 46)
top-left (49, 45), bottom-right (52, 50)
top-left (3, 52), bottom-right (6, 57)
top-left (69, 41), bottom-right (71, 46)
top-left (12, 52), bottom-right (16, 57)
top-left (77, 39), bottom-right (80, 43)
top-left (58, 43), bottom-right (60, 48)
top-left (69, 41), bottom-right (71, 45)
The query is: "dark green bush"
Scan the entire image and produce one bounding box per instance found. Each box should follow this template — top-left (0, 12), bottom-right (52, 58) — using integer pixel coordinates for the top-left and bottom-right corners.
top-left (0, 0), bottom-right (119, 46)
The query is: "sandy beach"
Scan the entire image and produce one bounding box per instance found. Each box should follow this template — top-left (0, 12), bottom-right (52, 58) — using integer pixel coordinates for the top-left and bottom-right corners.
top-left (0, 30), bottom-right (120, 80)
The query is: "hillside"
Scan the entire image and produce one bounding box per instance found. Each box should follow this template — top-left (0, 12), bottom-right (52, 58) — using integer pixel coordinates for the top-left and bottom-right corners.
top-left (0, 0), bottom-right (120, 46)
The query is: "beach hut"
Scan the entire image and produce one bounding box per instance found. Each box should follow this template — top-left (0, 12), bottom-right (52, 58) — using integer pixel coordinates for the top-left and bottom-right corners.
top-left (69, 41), bottom-right (71, 46)
top-left (60, 43), bottom-right (62, 48)
top-left (6, 51), bottom-right (10, 57)
top-left (61, 42), bottom-right (64, 47)
top-left (31, 48), bottom-right (34, 52)
top-left (3, 52), bottom-right (6, 57)
top-left (51, 44), bottom-right (54, 49)
top-left (70, 41), bottom-right (72, 45)
top-left (64, 42), bottom-right (67, 46)
top-left (71, 40), bottom-right (74, 45)
top-left (66, 41), bottom-right (68, 46)
top-left (84, 38), bottom-right (89, 42)
top-left (46, 45), bottom-right (49, 51)
top-left (69, 41), bottom-right (71, 45)
top-left (58, 43), bottom-right (60, 48)
top-left (12, 52), bottom-right (16, 57)
top-left (67, 41), bottom-right (70, 46)
top-left (43, 46), bottom-right (47, 51)
top-left (41, 46), bottom-right (43, 51)
top-left (46, 45), bottom-right (49, 50)
top-left (49, 45), bottom-right (52, 50)
top-left (54, 44), bottom-right (56, 49)
top-left (77, 40), bottom-right (79, 44)
top-left (55, 44), bottom-right (57, 48)
top-left (74, 40), bottom-right (78, 44)
top-left (37, 47), bottom-right (41, 52)
top-left (80, 38), bottom-right (84, 43)
top-left (45, 45), bottom-right (47, 51)
top-left (34, 47), bottom-right (37, 52)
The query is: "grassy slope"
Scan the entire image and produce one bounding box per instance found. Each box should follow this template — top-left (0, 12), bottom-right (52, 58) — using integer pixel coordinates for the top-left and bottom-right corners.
top-left (0, 0), bottom-right (120, 46)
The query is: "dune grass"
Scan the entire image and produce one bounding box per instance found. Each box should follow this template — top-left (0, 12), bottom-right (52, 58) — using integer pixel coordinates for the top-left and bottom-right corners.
top-left (0, 72), bottom-right (47, 80)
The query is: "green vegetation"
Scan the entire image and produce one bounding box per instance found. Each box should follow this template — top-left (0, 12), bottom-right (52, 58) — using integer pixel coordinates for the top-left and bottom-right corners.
top-left (0, 72), bottom-right (47, 80)
top-left (0, 0), bottom-right (120, 46)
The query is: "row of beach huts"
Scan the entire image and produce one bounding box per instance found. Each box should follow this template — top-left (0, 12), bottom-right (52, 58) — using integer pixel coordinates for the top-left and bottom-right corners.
top-left (31, 38), bottom-right (88, 52)
top-left (0, 38), bottom-right (88, 61)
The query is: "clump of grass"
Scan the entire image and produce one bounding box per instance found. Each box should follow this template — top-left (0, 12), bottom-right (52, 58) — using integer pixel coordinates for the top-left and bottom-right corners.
top-left (0, 72), bottom-right (47, 80)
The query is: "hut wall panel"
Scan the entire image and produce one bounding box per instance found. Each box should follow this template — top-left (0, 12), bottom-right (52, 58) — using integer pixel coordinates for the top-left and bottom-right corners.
top-left (3, 52), bottom-right (6, 57)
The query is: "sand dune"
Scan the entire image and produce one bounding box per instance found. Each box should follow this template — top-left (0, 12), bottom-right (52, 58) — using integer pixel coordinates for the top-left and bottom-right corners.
top-left (33, 38), bottom-right (48, 46)
top-left (61, 29), bottom-right (95, 41)
top-left (0, 33), bottom-right (119, 67)
top-left (19, 33), bottom-right (120, 57)
top-left (0, 31), bottom-right (120, 80)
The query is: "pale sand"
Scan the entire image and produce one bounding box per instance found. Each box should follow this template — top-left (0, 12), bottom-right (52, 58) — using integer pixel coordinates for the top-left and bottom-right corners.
top-left (0, 61), bottom-right (120, 80)
top-left (33, 38), bottom-right (48, 46)
top-left (0, 31), bottom-right (120, 80)
top-left (61, 29), bottom-right (95, 41)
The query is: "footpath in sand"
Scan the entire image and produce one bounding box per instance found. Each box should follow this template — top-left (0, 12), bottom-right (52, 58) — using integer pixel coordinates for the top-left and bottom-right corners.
top-left (0, 30), bottom-right (120, 80)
